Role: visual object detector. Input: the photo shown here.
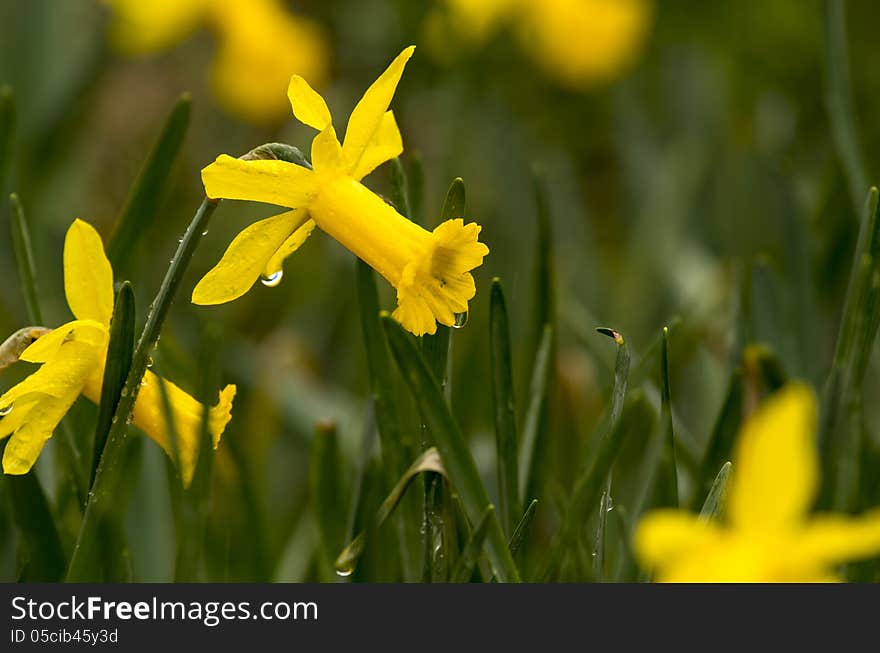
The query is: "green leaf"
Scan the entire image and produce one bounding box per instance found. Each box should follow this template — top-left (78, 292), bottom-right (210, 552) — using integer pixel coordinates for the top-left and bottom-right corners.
top-left (508, 498), bottom-right (538, 557)
top-left (490, 279), bottom-right (520, 535)
top-left (823, 0), bottom-right (868, 213)
top-left (656, 326), bottom-right (679, 508)
top-left (335, 447), bottom-right (446, 577)
top-left (699, 462), bottom-right (732, 523)
top-left (90, 282), bottom-right (135, 491)
top-left (382, 316), bottom-right (521, 582)
top-left (450, 504), bottom-right (493, 583)
top-left (107, 94), bottom-right (191, 269)
top-left (0, 86), bottom-right (14, 193)
top-left (310, 421), bottom-right (347, 580)
top-left (539, 391), bottom-right (652, 581)
top-left (3, 472), bottom-right (65, 582)
top-left (693, 370), bottom-right (743, 508)
top-left (8, 194), bottom-right (42, 326)
top-left (518, 324), bottom-right (553, 498)
top-left (390, 157), bottom-right (412, 218)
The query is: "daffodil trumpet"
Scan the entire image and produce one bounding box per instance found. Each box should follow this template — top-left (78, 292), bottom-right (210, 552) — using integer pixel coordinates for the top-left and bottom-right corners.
top-left (0, 219), bottom-right (235, 485)
top-left (635, 383), bottom-right (880, 582)
top-left (194, 46), bottom-right (489, 337)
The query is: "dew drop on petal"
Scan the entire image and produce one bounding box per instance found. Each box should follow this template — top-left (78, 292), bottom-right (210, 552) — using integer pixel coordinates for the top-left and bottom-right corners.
top-left (452, 312), bottom-right (469, 329)
top-left (261, 270), bottom-right (283, 287)
top-left (0, 404), bottom-right (12, 417)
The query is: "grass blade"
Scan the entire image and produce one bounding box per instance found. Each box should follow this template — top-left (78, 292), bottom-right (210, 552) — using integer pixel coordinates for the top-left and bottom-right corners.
top-left (693, 370), bottom-right (744, 508)
top-left (67, 198), bottom-right (219, 581)
top-left (518, 324), bottom-right (553, 498)
top-left (540, 391), bottom-right (652, 581)
top-left (310, 422), bottom-right (346, 580)
top-left (490, 279), bottom-right (519, 535)
top-left (90, 282), bottom-right (135, 491)
top-left (823, 0), bottom-right (868, 213)
top-left (508, 498), bottom-right (538, 556)
top-left (106, 94), bottom-right (191, 269)
top-left (450, 504), bottom-right (493, 583)
top-left (656, 326), bottom-right (679, 508)
top-left (8, 194), bottom-right (42, 327)
top-left (3, 471), bottom-right (65, 582)
top-left (335, 447), bottom-right (446, 576)
top-left (0, 85), bottom-right (13, 188)
top-left (383, 315), bottom-right (520, 582)
top-left (699, 462), bottom-right (732, 523)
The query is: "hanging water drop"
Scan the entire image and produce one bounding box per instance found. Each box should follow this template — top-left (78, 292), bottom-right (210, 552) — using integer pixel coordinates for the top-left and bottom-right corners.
top-left (335, 567), bottom-right (353, 578)
top-left (146, 356), bottom-right (154, 368)
top-left (202, 230), bottom-right (209, 236)
top-left (452, 311), bottom-right (469, 328)
top-left (0, 404), bottom-right (12, 417)
top-left (261, 270), bottom-right (283, 287)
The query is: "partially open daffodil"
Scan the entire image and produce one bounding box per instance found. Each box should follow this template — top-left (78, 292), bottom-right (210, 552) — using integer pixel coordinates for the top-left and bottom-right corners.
top-left (0, 219), bottom-right (235, 485)
top-left (195, 46), bottom-right (490, 336)
top-left (427, 0), bottom-right (653, 88)
top-left (104, 0), bottom-right (328, 125)
top-left (635, 384), bottom-right (880, 582)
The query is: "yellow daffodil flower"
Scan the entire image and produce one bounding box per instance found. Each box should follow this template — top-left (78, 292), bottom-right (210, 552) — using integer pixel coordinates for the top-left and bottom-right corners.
top-left (104, 0), bottom-right (328, 125)
top-left (0, 219), bottom-right (235, 485)
top-left (194, 46), bottom-right (490, 337)
top-left (634, 384), bottom-right (880, 582)
top-left (427, 0), bottom-right (653, 88)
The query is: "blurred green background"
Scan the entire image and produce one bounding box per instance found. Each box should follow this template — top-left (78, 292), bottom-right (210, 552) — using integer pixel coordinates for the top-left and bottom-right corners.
top-left (1, 0), bottom-right (879, 582)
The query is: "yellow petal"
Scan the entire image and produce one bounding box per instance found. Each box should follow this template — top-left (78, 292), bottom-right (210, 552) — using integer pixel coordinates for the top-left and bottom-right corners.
top-left (795, 511), bottom-right (880, 567)
top-left (209, 0), bottom-right (329, 125)
top-left (311, 125), bottom-right (344, 174)
top-left (0, 395), bottom-right (40, 440)
top-left (130, 372), bottom-right (236, 486)
top-left (727, 383), bottom-right (818, 531)
top-left (2, 395), bottom-right (77, 475)
top-left (202, 155), bottom-right (316, 207)
top-left (342, 46), bottom-right (415, 176)
top-left (106, 0), bottom-right (209, 55)
top-left (350, 111), bottom-right (403, 181)
top-left (288, 74), bottom-right (332, 130)
top-left (633, 509), bottom-right (720, 569)
top-left (64, 219), bottom-right (115, 326)
top-left (192, 210), bottom-right (311, 305)
top-left (264, 218), bottom-right (317, 279)
top-left (19, 320), bottom-right (107, 363)
top-left (0, 341), bottom-right (99, 409)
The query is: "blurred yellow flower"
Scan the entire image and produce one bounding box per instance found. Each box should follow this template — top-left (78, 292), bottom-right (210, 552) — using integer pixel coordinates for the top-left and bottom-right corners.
top-left (195, 46), bottom-right (490, 337)
top-left (105, 0), bottom-right (328, 125)
top-left (634, 384), bottom-right (880, 582)
top-left (427, 0), bottom-right (653, 88)
top-left (0, 219), bottom-right (235, 485)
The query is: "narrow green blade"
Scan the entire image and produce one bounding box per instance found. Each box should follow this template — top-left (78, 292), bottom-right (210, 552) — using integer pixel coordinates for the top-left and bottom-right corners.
top-left (382, 316), bottom-right (520, 582)
top-left (450, 505), bottom-right (494, 583)
top-left (490, 279), bottom-right (519, 535)
top-left (508, 498), bottom-right (538, 557)
top-left (699, 462), bottom-right (732, 523)
top-left (90, 282), bottom-right (135, 490)
top-left (656, 326), bottom-right (679, 508)
top-left (0, 85), bottom-right (13, 188)
top-left (310, 422), bottom-right (346, 580)
top-left (518, 324), bottom-right (553, 498)
top-left (107, 94), bottom-right (191, 270)
top-left (4, 472), bottom-right (65, 582)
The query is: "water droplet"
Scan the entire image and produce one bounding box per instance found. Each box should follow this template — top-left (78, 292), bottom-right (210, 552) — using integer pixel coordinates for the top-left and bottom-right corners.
top-left (146, 357), bottom-right (154, 368)
top-left (120, 387), bottom-right (129, 397)
top-left (178, 238), bottom-right (183, 244)
top-left (261, 270), bottom-right (283, 287)
top-left (141, 379), bottom-right (148, 387)
top-left (335, 567), bottom-right (353, 577)
top-left (125, 415), bottom-right (133, 425)
top-left (111, 416), bottom-right (118, 424)
top-left (0, 404), bottom-right (12, 417)
top-left (452, 312), bottom-right (469, 328)
top-left (202, 230), bottom-right (209, 236)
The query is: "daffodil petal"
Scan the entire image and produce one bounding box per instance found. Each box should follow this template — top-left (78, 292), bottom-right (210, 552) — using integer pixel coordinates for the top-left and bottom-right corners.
top-left (64, 219), bottom-right (114, 326)
top-left (350, 110), bottom-right (403, 181)
top-left (795, 511), bottom-right (880, 567)
top-left (342, 46), bottom-right (415, 176)
top-left (264, 218), bottom-right (316, 279)
top-left (19, 320), bottom-right (107, 363)
top-left (106, 0), bottom-right (209, 55)
top-left (130, 372), bottom-right (236, 486)
top-left (2, 394), bottom-right (78, 475)
top-left (201, 154), bottom-right (316, 207)
top-left (288, 74), bottom-right (332, 130)
top-left (192, 210), bottom-right (311, 305)
top-left (727, 383), bottom-right (818, 531)
top-left (0, 395), bottom-right (40, 440)
top-left (633, 509), bottom-right (720, 569)
top-left (0, 341), bottom-right (99, 408)
top-left (311, 125), bottom-right (344, 174)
